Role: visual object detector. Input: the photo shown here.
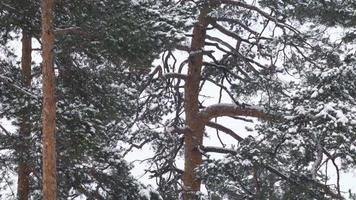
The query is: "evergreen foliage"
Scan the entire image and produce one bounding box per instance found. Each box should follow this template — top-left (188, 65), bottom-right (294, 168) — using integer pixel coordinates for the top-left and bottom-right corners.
top-left (0, 0), bottom-right (355, 199)
top-left (0, 0), bottom-right (187, 199)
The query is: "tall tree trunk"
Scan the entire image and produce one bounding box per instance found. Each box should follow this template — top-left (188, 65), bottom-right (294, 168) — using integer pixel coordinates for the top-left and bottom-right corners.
top-left (182, 8), bottom-right (209, 200)
top-left (41, 0), bottom-right (57, 199)
top-left (17, 30), bottom-right (32, 200)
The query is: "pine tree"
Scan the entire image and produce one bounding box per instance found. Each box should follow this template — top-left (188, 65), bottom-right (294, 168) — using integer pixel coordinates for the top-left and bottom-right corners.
top-left (142, 0), bottom-right (356, 199)
top-left (40, 0), bottom-right (57, 198)
top-left (17, 30), bottom-right (32, 200)
top-left (0, 0), bottom-right (187, 199)
top-left (2, 0), bottom-right (354, 199)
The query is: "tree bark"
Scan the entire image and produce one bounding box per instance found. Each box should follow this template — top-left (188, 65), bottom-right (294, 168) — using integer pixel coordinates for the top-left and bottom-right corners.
top-left (182, 8), bottom-right (210, 200)
top-left (41, 0), bottom-right (57, 199)
top-left (17, 30), bottom-right (32, 200)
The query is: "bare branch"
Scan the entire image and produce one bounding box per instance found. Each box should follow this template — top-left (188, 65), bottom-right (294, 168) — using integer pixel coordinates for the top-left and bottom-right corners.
top-left (202, 77), bottom-right (239, 105)
top-left (323, 148), bottom-right (341, 197)
top-left (311, 140), bottom-right (323, 179)
top-left (205, 42), bottom-right (231, 55)
top-left (210, 20), bottom-right (251, 44)
top-left (0, 124), bottom-right (12, 137)
top-left (206, 121), bottom-right (243, 142)
top-left (206, 35), bottom-right (236, 52)
top-left (0, 2), bottom-right (16, 11)
top-left (229, 116), bottom-right (254, 123)
top-left (123, 138), bottom-right (151, 157)
top-left (206, 35), bottom-right (269, 72)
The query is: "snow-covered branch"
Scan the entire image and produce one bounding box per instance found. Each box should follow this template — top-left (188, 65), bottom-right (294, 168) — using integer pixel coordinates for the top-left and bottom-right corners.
top-left (163, 73), bottom-right (187, 80)
top-left (200, 145), bottom-right (237, 155)
top-left (0, 74), bottom-right (38, 99)
top-left (200, 145), bottom-right (342, 199)
top-left (199, 103), bottom-right (275, 123)
top-left (54, 27), bottom-right (90, 37)
top-left (214, 0), bottom-right (301, 34)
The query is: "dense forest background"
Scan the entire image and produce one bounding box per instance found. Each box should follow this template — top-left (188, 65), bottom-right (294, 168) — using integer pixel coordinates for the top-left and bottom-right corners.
top-left (1, 0), bottom-right (356, 199)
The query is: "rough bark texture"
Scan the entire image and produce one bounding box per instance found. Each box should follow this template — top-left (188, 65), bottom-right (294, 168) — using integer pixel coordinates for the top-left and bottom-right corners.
top-left (182, 8), bottom-right (210, 200)
top-left (17, 31), bottom-right (32, 200)
top-left (41, 0), bottom-right (57, 199)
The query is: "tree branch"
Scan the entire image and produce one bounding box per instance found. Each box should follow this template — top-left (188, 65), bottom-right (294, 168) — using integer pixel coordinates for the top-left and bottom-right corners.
top-left (210, 20), bottom-right (251, 44)
top-left (0, 124), bottom-right (12, 137)
top-left (0, 74), bottom-right (38, 99)
top-left (200, 146), bottom-right (237, 154)
top-left (206, 121), bottom-right (243, 142)
top-left (54, 27), bottom-right (91, 38)
top-left (203, 62), bottom-right (248, 82)
top-left (163, 73), bottom-right (187, 80)
top-left (323, 148), bottom-right (341, 197)
top-left (215, 17), bottom-right (259, 35)
top-left (200, 145), bottom-right (342, 199)
top-left (214, 0), bottom-right (301, 35)
top-left (199, 103), bottom-right (275, 123)
top-left (202, 77), bottom-right (240, 105)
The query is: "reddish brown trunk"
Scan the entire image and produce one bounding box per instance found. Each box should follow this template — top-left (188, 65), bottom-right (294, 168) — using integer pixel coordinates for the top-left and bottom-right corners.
top-left (41, 0), bottom-right (57, 199)
top-left (21, 32), bottom-right (32, 87)
top-left (17, 31), bottom-right (32, 200)
top-left (182, 8), bottom-right (209, 200)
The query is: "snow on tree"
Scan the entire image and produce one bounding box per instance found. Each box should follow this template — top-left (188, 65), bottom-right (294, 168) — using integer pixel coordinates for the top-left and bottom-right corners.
top-left (0, 0), bottom-right (186, 199)
top-left (137, 0), bottom-right (356, 199)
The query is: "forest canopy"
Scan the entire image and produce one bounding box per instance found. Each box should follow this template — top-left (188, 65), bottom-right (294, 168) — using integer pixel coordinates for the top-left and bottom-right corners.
top-left (0, 0), bottom-right (356, 199)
